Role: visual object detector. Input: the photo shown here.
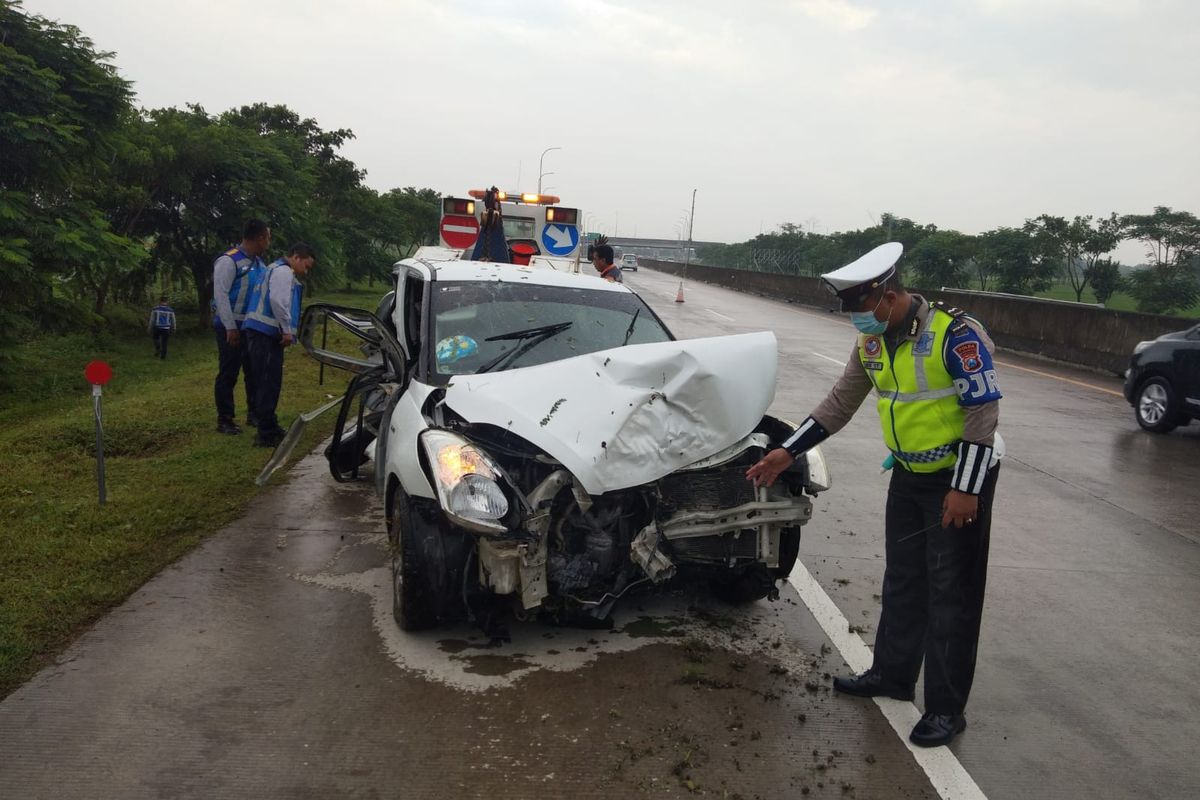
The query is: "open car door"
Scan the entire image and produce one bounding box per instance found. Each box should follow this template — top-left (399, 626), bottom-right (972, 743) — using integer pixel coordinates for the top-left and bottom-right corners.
top-left (256, 303), bottom-right (406, 486)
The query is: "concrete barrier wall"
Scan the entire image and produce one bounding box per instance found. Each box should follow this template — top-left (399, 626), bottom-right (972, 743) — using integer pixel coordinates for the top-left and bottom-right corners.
top-left (641, 259), bottom-right (1194, 374)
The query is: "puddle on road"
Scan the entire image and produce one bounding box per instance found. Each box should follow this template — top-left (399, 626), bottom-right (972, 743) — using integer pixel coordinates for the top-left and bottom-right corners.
top-left (295, 532), bottom-right (816, 693)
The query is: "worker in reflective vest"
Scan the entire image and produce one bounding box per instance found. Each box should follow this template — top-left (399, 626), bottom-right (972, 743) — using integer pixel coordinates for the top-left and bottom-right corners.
top-left (241, 242), bottom-right (315, 447)
top-left (213, 219), bottom-right (270, 435)
top-left (747, 242), bottom-right (1003, 748)
top-left (147, 295), bottom-right (176, 360)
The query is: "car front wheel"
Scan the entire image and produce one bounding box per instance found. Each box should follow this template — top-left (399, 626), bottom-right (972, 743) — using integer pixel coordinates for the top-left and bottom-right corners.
top-left (1135, 377), bottom-right (1179, 433)
top-left (388, 487), bottom-right (468, 631)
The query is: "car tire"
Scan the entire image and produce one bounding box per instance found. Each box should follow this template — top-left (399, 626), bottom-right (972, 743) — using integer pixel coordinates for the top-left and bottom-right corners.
top-left (389, 488), bottom-right (468, 631)
top-left (774, 528), bottom-right (801, 580)
top-left (709, 564), bottom-right (775, 605)
top-left (1135, 376), bottom-right (1179, 433)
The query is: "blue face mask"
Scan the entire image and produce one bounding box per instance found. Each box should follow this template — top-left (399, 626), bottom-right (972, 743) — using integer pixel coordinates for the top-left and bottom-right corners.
top-left (850, 293), bottom-right (890, 334)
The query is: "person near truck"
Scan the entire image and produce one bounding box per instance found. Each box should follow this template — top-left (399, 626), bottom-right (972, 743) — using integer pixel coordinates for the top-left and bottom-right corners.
top-left (241, 242), bottom-right (316, 448)
top-left (213, 219), bottom-right (271, 435)
top-left (147, 295), bottom-right (176, 359)
top-left (746, 242), bottom-right (1003, 748)
top-left (590, 242), bottom-right (623, 283)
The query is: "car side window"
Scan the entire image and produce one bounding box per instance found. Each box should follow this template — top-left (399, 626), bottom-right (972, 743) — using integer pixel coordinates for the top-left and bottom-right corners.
top-left (394, 272), bottom-right (424, 363)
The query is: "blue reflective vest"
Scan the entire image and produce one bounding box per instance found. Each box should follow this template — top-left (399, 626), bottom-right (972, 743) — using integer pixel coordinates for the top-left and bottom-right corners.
top-left (211, 247), bottom-right (261, 329)
top-left (242, 258), bottom-right (304, 336)
top-left (150, 304), bottom-right (176, 329)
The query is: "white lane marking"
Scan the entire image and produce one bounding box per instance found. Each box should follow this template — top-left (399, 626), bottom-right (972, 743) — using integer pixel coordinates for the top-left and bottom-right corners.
top-left (992, 359), bottom-right (1123, 398)
top-left (706, 308), bottom-right (735, 322)
top-left (811, 352), bottom-right (845, 366)
top-left (787, 562), bottom-right (989, 800)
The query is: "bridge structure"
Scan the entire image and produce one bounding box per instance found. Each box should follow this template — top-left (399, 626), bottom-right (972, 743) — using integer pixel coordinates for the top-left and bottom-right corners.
top-left (602, 236), bottom-right (723, 263)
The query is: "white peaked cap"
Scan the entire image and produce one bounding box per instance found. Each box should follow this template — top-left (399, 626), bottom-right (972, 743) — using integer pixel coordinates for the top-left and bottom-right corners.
top-left (820, 242), bottom-right (904, 309)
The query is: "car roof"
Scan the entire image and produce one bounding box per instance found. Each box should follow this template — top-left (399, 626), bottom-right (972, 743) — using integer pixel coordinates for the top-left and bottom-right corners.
top-left (396, 257), bottom-right (631, 292)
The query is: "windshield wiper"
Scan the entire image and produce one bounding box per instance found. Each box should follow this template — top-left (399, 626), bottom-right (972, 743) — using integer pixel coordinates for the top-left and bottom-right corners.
top-left (622, 308), bottom-right (641, 346)
top-left (477, 321), bottom-right (573, 373)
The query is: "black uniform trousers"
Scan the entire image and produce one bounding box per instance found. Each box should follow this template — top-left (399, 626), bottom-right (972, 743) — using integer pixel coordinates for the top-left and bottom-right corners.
top-left (871, 463), bottom-right (1000, 715)
top-left (152, 329), bottom-right (170, 359)
top-left (214, 325), bottom-right (258, 422)
top-left (245, 329), bottom-right (284, 437)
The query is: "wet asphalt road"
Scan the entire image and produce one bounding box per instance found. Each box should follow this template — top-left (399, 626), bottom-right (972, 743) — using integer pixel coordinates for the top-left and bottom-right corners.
top-left (2, 266), bottom-right (1198, 799)
top-left (627, 267), bottom-right (1200, 799)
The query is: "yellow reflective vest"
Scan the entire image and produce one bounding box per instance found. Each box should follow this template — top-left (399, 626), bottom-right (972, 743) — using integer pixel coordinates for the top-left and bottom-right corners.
top-left (858, 308), bottom-right (964, 473)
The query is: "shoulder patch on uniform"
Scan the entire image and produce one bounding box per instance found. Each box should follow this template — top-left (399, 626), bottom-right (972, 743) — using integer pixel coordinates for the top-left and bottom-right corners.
top-left (225, 248), bottom-right (239, 256)
top-left (952, 340), bottom-right (983, 373)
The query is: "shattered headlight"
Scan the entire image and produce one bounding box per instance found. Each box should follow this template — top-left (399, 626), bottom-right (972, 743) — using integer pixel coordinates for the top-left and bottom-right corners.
top-left (420, 430), bottom-right (510, 534)
top-left (804, 445), bottom-right (831, 494)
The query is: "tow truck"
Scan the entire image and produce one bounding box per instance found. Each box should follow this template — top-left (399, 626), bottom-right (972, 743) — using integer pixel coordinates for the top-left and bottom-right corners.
top-left (432, 188), bottom-right (585, 271)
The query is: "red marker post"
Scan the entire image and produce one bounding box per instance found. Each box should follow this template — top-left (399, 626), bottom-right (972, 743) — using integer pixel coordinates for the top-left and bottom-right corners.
top-left (84, 360), bottom-right (113, 504)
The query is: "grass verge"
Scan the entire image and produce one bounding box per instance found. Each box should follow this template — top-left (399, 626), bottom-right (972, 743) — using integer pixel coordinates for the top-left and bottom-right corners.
top-left (0, 285), bottom-right (382, 698)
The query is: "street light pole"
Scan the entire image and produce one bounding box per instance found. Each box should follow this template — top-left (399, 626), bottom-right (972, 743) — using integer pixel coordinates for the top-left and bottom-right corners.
top-left (537, 147), bottom-right (561, 193)
top-left (684, 188), bottom-right (697, 270)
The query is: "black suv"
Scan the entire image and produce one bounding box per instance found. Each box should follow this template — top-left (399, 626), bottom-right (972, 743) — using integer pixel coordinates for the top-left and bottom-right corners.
top-left (1124, 323), bottom-right (1200, 432)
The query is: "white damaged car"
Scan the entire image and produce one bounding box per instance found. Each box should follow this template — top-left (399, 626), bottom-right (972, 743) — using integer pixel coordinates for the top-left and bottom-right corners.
top-left (278, 258), bottom-right (830, 632)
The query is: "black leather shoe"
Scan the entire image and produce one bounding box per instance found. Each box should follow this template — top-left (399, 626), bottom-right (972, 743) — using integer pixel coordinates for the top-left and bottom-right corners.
top-left (832, 670), bottom-right (915, 701)
top-left (216, 419), bottom-right (242, 435)
top-left (253, 429), bottom-right (285, 448)
top-left (909, 713), bottom-right (967, 747)
top-left (246, 414), bottom-right (259, 429)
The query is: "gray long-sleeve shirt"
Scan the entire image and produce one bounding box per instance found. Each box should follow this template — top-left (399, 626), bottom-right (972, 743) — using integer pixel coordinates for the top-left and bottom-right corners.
top-left (810, 296), bottom-right (1000, 445)
top-left (267, 263), bottom-right (298, 336)
top-left (213, 255), bottom-right (239, 330)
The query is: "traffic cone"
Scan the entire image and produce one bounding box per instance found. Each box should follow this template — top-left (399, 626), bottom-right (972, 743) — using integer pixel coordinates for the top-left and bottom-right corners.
top-left (675, 281), bottom-right (685, 303)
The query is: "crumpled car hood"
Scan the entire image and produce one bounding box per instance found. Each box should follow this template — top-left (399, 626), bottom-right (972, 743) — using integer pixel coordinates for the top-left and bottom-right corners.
top-left (442, 332), bottom-right (777, 494)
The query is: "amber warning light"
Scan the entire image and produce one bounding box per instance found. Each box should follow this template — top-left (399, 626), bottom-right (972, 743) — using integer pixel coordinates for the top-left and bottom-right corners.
top-left (467, 190), bottom-right (560, 205)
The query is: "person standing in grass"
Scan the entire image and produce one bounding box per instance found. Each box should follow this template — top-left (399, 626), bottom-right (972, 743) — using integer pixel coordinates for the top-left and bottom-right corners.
top-left (212, 219), bottom-right (270, 435)
top-left (242, 242), bottom-right (316, 448)
top-left (147, 295), bottom-right (176, 360)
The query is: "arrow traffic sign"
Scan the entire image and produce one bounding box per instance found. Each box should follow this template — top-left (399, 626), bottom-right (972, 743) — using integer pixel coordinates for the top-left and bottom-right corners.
top-left (541, 223), bottom-right (579, 256)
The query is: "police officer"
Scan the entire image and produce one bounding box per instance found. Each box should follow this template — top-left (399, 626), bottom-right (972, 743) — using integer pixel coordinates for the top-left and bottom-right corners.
top-left (213, 219), bottom-right (270, 434)
top-left (590, 242), bottom-right (623, 283)
top-left (147, 294), bottom-right (176, 359)
top-left (242, 242), bottom-right (315, 447)
top-left (746, 242), bottom-right (1003, 748)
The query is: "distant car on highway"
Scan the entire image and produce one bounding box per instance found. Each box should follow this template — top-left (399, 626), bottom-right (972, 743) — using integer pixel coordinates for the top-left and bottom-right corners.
top-left (1124, 323), bottom-right (1200, 432)
top-left (620, 253), bottom-right (639, 271)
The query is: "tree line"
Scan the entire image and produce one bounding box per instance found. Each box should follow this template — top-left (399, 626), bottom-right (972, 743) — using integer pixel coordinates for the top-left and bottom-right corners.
top-left (1, 0), bottom-right (441, 348)
top-left (699, 211), bottom-right (1200, 318)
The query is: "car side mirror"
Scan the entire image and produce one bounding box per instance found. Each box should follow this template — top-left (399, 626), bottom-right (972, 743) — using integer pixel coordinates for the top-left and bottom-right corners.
top-left (298, 303), bottom-right (406, 375)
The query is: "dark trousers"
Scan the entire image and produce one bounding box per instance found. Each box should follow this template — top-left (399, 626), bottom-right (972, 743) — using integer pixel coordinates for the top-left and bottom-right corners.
top-left (152, 329), bottom-right (170, 359)
top-left (245, 329), bottom-right (284, 436)
top-left (214, 326), bottom-right (258, 422)
top-left (871, 464), bottom-right (1000, 715)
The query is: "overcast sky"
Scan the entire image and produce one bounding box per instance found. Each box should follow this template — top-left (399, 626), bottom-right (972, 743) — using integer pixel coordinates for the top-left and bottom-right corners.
top-left (26, 0), bottom-right (1200, 260)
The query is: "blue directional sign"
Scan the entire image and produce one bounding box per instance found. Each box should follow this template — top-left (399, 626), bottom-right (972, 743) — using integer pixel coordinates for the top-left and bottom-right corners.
top-left (541, 223), bottom-right (579, 256)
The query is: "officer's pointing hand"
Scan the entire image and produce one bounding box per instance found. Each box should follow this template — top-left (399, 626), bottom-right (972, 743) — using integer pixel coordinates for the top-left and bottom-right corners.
top-left (746, 448), bottom-right (794, 488)
top-left (942, 489), bottom-right (978, 529)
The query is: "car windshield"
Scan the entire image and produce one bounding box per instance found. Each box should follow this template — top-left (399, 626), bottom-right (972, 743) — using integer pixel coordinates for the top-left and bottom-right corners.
top-left (430, 280), bottom-right (672, 376)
